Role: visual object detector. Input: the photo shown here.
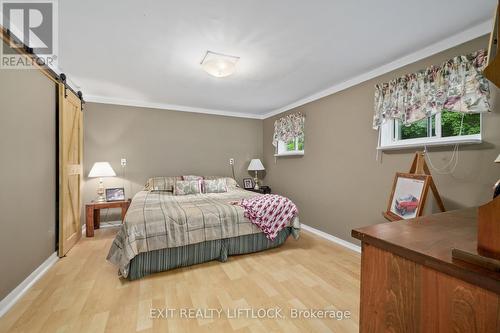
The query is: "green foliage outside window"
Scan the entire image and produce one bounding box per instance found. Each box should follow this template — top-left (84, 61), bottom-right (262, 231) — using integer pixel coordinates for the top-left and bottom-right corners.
top-left (398, 111), bottom-right (480, 140)
top-left (298, 137), bottom-right (304, 150)
top-left (400, 117), bottom-right (428, 140)
top-left (441, 111), bottom-right (480, 137)
top-left (286, 137), bottom-right (305, 151)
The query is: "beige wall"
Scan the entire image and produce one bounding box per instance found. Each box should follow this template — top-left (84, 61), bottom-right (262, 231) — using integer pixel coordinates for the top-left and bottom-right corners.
top-left (83, 103), bottom-right (263, 220)
top-left (0, 49), bottom-right (57, 299)
top-left (263, 36), bottom-right (500, 245)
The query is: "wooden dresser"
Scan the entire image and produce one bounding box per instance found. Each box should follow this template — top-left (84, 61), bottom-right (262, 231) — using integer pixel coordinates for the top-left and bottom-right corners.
top-left (352, 208), bottom-right (499, 333)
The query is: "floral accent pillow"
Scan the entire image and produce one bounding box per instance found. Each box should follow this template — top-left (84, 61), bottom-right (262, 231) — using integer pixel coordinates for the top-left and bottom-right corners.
top-left (203, 179), bottom-right (228, 193)
top-left (182, 175), bottom-right (203, 181)
top-left (174, 180), bottom-right (202, 195)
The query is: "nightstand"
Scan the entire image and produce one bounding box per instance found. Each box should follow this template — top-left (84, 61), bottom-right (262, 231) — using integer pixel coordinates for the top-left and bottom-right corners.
top-left (85, 199), bottom-right (131, 237)
top-left (246, 186), bottom-right (271, 194)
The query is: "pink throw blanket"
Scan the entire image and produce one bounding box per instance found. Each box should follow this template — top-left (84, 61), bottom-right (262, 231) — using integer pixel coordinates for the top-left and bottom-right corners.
top-left (236, 194), bottom-right (298, 240)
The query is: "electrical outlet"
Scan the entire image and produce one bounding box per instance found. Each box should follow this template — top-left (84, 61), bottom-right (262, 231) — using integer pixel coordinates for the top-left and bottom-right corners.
top-left (229, 158), bottom-right (234, 165)
top-left (121, 158), bottom-right (127, 167)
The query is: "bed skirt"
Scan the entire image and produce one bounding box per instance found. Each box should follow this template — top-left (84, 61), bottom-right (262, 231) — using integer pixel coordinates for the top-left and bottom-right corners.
top-left (127, 227), bottom-right (295, 280)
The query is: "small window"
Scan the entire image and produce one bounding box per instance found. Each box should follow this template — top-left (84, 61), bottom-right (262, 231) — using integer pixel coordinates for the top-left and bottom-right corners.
top-left (276, 136), bottom-right (304, 156)
top-left (379, 111), bottom-right (481, 150)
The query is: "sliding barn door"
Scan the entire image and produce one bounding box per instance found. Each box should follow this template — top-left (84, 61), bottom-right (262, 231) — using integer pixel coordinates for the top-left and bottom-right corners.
top-left (58, 85), bottom-right (83, 257)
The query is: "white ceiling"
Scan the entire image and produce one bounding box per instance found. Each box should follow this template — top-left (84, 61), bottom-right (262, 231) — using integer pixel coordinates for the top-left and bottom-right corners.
top-left (58, 0), bottom-right (496, 118)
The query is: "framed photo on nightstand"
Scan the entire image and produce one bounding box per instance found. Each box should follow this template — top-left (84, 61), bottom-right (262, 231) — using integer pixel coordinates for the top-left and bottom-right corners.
top-left (243, 178), bottom-right (254, 189)
top-left (106, 187), bottom-right (125, 202)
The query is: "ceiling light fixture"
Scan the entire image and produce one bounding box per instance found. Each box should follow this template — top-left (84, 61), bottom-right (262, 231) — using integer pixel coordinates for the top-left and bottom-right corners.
top-left (200, 51), bottom-right (240, 78)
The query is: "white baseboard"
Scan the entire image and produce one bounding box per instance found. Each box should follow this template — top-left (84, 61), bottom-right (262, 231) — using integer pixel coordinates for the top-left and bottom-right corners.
top-left (301, 224), bottom-right (361, 254)
top-left (0, 252), bottom-right (59, 317)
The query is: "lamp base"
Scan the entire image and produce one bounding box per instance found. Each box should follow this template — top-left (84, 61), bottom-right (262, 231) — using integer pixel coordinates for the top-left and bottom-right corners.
top-left (254, 177), bottom-right (260, 190)
top-left (96, 178), bottom-right (106, 202)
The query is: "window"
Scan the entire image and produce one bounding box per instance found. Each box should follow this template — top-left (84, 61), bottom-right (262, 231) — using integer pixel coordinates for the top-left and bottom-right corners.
top-left (379, 111), bottom-right (481, 150)
top-left (272, 112), bottom-right (305, 156)
top-left (276, 136), bottom-right (304, 156)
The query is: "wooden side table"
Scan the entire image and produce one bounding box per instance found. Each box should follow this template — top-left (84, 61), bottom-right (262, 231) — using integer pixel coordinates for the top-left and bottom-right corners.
top-left (85, 199), bottom-right (131, 237)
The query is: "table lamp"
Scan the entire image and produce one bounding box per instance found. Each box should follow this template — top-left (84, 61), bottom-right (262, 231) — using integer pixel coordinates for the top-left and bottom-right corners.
top-left (88, 162), bottom-right (116, 202)
top-left (248, 159), bottom-right (265, 190)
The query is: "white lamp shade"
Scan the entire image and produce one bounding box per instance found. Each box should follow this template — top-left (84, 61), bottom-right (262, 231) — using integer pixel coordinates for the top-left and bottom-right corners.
top-left (88, 162), bottom-right (116, 178)
top-left (495, 154), bottom-right (500, 163)
top-left (248, 159), bottom-right (265, 171)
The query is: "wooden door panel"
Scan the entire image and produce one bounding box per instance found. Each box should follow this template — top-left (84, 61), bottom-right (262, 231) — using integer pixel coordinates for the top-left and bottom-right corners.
top-left (58, 85), bottom-right (83, 257)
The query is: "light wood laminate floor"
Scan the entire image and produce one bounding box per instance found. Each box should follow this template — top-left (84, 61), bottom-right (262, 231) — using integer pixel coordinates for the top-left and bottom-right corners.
top-left (0, 227), bottom-right (360, 333)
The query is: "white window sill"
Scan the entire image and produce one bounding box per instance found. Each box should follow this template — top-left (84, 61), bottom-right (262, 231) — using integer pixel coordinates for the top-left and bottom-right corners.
top-left (378, 135), bottom-right (482, 151)
top-left (274, 151), bottom-right (305, 157)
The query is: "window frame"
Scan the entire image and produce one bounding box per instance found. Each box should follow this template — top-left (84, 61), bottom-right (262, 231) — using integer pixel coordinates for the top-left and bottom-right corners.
top-left (275, 137), bottom-right (305, 157)
top-left (378, 113), bottom-right (482, 151)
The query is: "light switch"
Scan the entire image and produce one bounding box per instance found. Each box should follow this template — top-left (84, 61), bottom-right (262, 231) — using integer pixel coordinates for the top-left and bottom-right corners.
top-left (121, 158), bottom-right (127, 166)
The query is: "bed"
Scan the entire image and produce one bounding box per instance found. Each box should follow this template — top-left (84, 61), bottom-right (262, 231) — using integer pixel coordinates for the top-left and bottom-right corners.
top-left (107, 177), bottom-right (300, 279)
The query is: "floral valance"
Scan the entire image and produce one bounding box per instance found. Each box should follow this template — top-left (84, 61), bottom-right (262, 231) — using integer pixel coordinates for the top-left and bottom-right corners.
top-left (272, 112), bottom-right (305, 147)
top-left (372, 49), bottom-right (490, 129)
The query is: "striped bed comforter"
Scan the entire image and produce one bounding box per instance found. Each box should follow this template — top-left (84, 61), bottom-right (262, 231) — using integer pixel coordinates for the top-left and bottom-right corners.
top-left (107, 188), bottom-right (300, 277)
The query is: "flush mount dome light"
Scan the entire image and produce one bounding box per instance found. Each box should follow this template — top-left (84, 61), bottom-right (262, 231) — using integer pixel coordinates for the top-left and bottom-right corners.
top-left (200, 51), bottom-right (240, 78)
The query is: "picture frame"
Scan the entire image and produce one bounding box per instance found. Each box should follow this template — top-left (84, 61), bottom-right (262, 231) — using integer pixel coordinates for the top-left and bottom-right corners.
top-left (385, 173), bottom-right (430, 221)
top-left (243, 178), bottom-right (254, 189)
top-left (105, 187), bottom-right (125, 202)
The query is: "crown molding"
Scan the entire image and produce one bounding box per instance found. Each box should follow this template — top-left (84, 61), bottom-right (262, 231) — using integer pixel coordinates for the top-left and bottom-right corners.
top-left (85, 95), bottom-right (264, 119)
top-left (261, 19), bottom-right (493, 119)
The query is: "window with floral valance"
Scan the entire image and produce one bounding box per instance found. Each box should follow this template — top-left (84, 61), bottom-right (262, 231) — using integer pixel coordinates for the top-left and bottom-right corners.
top-left (374, 49), bottom-right (491, 149)
top-left (273, 112), bottom-right (305, 156)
